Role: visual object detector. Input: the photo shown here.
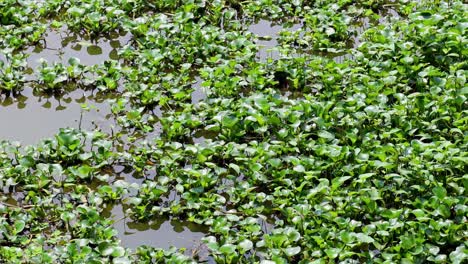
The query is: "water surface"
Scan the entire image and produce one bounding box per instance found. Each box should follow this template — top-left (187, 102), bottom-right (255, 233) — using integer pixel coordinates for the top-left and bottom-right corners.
top-left (191, 77), bottom-right (206, 104)
top-left (0, 24), bottom-right (133, 145)
top-left (27, 25), bottom-right (132, 69)
top-left (0, 89), bottom-right (112, 145)
top-left (108, 204), bottom-right (208, 250)
top-left (248, 20), bottom-right (302, 61)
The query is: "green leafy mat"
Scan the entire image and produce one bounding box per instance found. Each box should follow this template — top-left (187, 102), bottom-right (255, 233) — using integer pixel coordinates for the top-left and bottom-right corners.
top-left (0, 0), bottom-right (467, 263)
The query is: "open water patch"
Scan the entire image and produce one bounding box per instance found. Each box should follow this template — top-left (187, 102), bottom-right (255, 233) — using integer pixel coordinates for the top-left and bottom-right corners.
top-left (191, 76), bottom-right (206, 104)
top-left (248, 20), bottom-right (302, 61)
top-left (26, 25), bottom-right (132, 69)
top-left (0, 89), bottom-right (113, 145)
top-left (108, 204), bottom-right (208, 250)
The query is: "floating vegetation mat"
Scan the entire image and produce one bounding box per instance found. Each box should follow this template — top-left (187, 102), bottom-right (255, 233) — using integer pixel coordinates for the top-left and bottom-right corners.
top-left (0, 0), bottom-right (467, 263)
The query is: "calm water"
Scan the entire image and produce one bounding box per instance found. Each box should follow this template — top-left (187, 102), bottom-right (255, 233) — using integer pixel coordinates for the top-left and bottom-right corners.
top-left (191, 76), bottom-right (206, 104)
top-left (98, 165), bottom-right (209, 250)
top-left (107, 204), bottom-right (208, 250)
top-left (248, 20), bottom-right (302, 61)
top-left (27, 26), bottom-right (132, 68)
top-left (0, 25), bottom-right (127, 145)
top-left (0, 89), bottom-right (112, 145)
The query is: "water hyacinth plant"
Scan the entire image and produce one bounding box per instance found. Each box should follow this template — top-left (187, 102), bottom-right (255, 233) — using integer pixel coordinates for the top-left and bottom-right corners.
top-left (0, 0), bottom-right (467, 263)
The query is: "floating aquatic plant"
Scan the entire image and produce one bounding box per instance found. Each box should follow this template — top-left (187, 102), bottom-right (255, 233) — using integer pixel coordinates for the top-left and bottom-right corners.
top-left (0, 0), bottom-right (467, 263)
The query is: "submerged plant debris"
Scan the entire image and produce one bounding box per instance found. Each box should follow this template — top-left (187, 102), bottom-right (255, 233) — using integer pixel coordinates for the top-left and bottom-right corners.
top-left (0, 0), bottom-right (467, 263)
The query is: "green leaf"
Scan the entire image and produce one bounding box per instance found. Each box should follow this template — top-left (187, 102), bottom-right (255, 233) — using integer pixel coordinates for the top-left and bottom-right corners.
top-left (268, 158), bottom-right (282, 168)
top-left (318, 130), bottom-right (335, 140)
top-left (293, 164), bottom-right (305, 173)
top-left (99, 242), bottom-right (114, 256)
top-left (112, 246), bottom-right (125, 257)
top-left (332, 176), bottom-right (351, 190)
top-left (401, 235), bottom-right (415, 250)
top-left (222, 115), bottom-right (238, 128)
top-left (340, 232), bottom-right (353, 244)
top-left (449, 245), bottom-right (467, 264)
top-left (19, 156), bottom-right (35, 167)
top-left (14, 220), bottom-right (25, 233)
top-left (354, 233), bottom-right (374, 243)
top-left (56, 130), bottom-right (80, 150)
top-left (71, 165), bottom-right (93, 179)
top-left (432, 186), bottom-right (447, 199)
top-left (67, 6), bottom-right (85, 17)
top-left (238, 239), bottom-right (253, 252)
top-left (229, 163), bottom-right (240, 174)
top-left (284, 246), bottom-right (301, 257)
top-left (87, 45), bottom-right (103, 55)
top-left (219, 244), bottom-right (236, 255)
top-left (113, 257), bottom-right (132, 264)
top-left (325, 248), bottom-right (341, 259)
top-left (68, 57), bottom-right (80, 65)
top-left (325, 27), bottom-right (335, 36)
top-left (60, 212), bottom-right (76, 222)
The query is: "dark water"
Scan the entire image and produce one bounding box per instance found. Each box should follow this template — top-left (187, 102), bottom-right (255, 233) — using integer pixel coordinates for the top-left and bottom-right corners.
top-left (108, 204), bottom-right (208, 250)
top-left (248, 6), bottom-right (399, 64)
top-left (0, 25), bottom-right (129, 145)
top-left (98, 166), bottom-right (209, 251)
top-left (26, 25), bottom-right (132, 69)
top-left (0, 89), bottom-right (112, 145)
top-left (248, 20), bottom-right (302, 61)
top-left (191, 129), bottom-right (218, 145)
top-left (191, 76), bottom-right (206, 104)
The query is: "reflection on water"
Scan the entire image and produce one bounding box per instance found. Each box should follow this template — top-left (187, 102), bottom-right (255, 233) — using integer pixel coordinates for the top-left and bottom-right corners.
top-left (249, 6), bottom-right (400, 64)
top-left (1, 23), bottom-right (135, 145)
top-left (379, 5), bottom-right (401, 23)
top-left (0, 89), bottom-right (113, 145)
top-left (110, 164), bottom-right (149, 185)
top-left (27, 25), bottom-right (132, 68)
top-left (248, 20), bottom-right (302, 61)
top-left (191, 129), bottom-right (218, 145)
top-left (107, 204), bottom-right (208, 250)
top-left (191, 76), bottom-right (206, 104)
top-left (249, 19), bottom-right (352, 64)
top-left (0, 192), bottom-right (23, 206)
